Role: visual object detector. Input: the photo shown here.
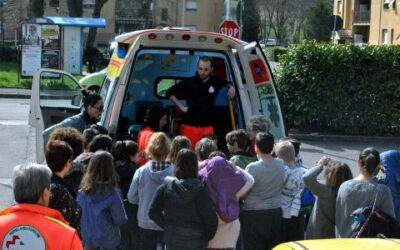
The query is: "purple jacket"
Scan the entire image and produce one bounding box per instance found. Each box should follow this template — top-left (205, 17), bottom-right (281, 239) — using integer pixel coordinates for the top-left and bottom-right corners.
top-left (199, 156), bottom-right (246, 222)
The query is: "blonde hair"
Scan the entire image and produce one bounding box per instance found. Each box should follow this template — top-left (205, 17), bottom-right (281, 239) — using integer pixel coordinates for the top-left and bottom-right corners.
top-left (146, 132), bottom-right (171, 161)
top-left (275, 141), bottom-right (295, 164)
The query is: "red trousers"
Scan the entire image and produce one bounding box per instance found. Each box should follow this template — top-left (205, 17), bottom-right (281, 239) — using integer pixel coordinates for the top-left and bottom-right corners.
top-left (181, 124), bottom-right (214, 148)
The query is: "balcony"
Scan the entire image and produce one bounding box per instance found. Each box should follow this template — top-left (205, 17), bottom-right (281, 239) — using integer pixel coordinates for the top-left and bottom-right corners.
top-left (353, 10), bottom-right (370, 25)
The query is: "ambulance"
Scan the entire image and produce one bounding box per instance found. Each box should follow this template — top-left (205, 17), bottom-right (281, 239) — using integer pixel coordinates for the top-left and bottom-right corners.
top-left (29, 28), bottom-right (285, 163)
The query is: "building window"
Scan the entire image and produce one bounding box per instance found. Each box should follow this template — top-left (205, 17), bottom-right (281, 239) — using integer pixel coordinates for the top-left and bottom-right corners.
top-left (49, 0), bottom-right (59, 7)
top-left (161, 8), bottom-right (168, 21)
top-left (337, 1), bottom-right (342, 14)
top-left (391, 29), bottom-right (394, 44)
top-left (382, 29), bottom-right (388, 44)
top-left (186, 0), bottom-right (197, 11)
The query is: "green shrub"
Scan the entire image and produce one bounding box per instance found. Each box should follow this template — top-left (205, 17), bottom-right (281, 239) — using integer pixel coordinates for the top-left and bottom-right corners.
top-left (275, 41), bottom-right (400, 136)
top-left (265, 46), bottom-right (287, 62)
top-left (0, 46), bottom-right (18, 62)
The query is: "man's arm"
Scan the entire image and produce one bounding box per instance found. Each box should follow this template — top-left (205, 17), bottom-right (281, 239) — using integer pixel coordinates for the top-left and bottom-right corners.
top-left (169, 95), bottom-right (188, 113)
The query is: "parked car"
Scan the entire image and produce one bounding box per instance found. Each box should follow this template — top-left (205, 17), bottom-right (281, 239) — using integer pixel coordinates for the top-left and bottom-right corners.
top-left (260, 38), bottom-right (278, 48)
top-left (29, 28), bottom-right (285, 163)
top-left (273, 238), bottom-right (400, 250)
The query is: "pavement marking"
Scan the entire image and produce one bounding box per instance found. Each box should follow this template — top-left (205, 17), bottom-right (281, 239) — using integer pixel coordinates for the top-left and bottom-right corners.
top-left (0, 120), bottom-right (28, 125)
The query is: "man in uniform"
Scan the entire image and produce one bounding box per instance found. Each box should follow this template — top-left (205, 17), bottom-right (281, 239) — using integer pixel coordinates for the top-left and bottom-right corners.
top-left (166, 56), bottom-right (235, 147)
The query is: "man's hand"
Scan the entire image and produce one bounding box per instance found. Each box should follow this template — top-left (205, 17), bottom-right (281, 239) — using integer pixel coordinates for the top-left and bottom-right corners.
top-left (170, 95), bottom-right (188, 113)
top-left (227, 85), bottom-right (236, 99)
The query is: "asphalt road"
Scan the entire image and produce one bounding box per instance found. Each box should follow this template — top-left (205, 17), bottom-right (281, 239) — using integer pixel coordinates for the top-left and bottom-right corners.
top-left (0, 98), bottom-right (398, 210)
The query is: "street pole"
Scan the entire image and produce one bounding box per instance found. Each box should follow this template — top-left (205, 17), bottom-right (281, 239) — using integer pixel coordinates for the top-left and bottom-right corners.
top-left (0, 2), bottom-right (4, 45)
top-left (226, 0), bottom-right (231, 20)
top-left (181, 0), bottom-right (185, 27)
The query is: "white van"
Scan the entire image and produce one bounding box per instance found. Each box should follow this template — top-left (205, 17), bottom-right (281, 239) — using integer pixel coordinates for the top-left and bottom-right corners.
top-left (29, 29), bottom-right (285, 163)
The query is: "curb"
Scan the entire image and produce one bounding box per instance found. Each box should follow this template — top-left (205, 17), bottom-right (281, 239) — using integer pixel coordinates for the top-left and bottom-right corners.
top-left (0, 89), bottom-right (31, 99)
top-left (289, 133), bottom-right (400, 143)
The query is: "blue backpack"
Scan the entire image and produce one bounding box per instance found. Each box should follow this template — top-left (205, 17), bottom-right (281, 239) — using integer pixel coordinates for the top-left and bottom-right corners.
top-left (300, 187), bottom-right (315, 214)
top-left (380, 150), bottom-right (400, 222)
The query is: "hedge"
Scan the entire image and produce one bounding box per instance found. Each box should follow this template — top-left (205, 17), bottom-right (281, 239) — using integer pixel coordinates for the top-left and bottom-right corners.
top-left (275, 41), bottom-right (400, 136)
top-left (0, 46), bottom-right (18, 62)
top-left (264, 46), bottom-right (287, 62)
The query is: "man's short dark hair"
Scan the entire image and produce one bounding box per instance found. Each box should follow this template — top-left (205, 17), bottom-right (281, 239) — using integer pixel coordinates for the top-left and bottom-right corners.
top-left (225, 129), bottom-right (249, 150)
top-left (198, 56), bottom-right (213, 67)
top-left (255, 132), bottom-right (274, 154)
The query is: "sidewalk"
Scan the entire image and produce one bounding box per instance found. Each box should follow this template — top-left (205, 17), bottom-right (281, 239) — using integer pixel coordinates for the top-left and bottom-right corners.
top-left (0, 88), bottom-right (31, 99)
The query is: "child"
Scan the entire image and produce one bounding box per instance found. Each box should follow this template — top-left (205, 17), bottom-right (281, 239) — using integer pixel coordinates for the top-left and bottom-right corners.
top-left (274, 141), bottom-right (305, 242)
top-left (127, 132), bottom-right (173, 250)
top-left (77, 151), bottom-right (128, 250)
top-left (241, 133), bottom-right (286, 250)
top-left (302, 157), bottom-right (353, 239)
top-left (225, 129), bottom-right (257, 169)
top-left (199, 155), bottom-right (254, 249)
top-left (149, 149), bottom-right (218, 249)
top-left (336, 147), bottom-right (395, 238)
top-left (112, 140), bottom-right (141, 250)
top-left (167, 135), bottom-right (192, 165)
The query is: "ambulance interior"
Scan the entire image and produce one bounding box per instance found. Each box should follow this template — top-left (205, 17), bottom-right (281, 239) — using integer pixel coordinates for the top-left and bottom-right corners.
top-left (116, 48), bottom-right (244, 150)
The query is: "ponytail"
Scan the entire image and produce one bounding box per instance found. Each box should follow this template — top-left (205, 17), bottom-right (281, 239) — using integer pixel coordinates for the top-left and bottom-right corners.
top-left (359, 147), bottom-right (380, 176)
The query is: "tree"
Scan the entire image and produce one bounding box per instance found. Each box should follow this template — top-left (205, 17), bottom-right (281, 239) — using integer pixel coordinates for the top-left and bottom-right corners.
top-left (28, 0), bottom-right (45, 17)
top-left (86, 0), bottom-right (108, 48)
top-left (67, 0), bottom-right (82, 17)
top-left (303, 0), bottom-right (332, 41)
top-left (242, 0), bottom-right (260, 42)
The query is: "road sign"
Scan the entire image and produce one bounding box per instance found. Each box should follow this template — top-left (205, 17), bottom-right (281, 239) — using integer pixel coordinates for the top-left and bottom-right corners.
top-left (219, 20), bottom-right (240, 39)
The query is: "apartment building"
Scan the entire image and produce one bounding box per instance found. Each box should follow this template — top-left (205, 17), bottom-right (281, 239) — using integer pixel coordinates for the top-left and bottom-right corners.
top-left (333, 0), bottom-right (400, 45)
top-left (2, 0), bottom-right (234, 46)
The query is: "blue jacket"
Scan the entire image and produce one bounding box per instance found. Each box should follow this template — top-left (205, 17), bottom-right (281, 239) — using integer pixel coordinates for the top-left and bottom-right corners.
top-left (381, 150), bottom-right (400, 222)
top-left (77, 185), bottom-right (128, 249)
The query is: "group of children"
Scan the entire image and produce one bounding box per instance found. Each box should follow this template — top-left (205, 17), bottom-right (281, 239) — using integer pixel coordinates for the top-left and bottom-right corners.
top-left (42, 118), bottom-right (399, 250)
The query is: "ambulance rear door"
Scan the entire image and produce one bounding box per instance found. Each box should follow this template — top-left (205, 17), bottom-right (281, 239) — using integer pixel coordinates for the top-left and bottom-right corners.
top-left (234, 42), bottom-right (285, 139)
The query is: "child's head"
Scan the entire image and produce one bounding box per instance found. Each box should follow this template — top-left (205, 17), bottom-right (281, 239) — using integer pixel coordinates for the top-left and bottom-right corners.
top-left (45, 140), bottom-right (73, 173)
top-left (202, 133), bottom-right (218, 147)
top-left (274, 141), bottom-right (295, 164)
top-left (146, 132), bottom-right (171, 161)
top-left (167, 136), bottom-right (192, 165)
top-left (80, 151), bottom-right (118, 195)
top-left (278, 137), bottom-right (301, 157)
top-left (225, 129), bottom-right (249, 154)
top-left (89, 134), bottom-right (113, 152)
top-left (358, 147), bottom-right (381, 177)
top-left (174, 149), bottom-right (198, 179)
top-left (255, 132), bottom-right (274, 155)
top-left (324, 160), bottom-right (353, 192)
top-left (195, 138), bottom-right (217, 161)
top-left (112, 140), bottom-right (140, 164)
top-left (49, 127), bottom-right (84, 159)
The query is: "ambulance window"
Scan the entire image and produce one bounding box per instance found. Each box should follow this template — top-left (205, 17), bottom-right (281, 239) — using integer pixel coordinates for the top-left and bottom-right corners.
top-left (155, 77), bottom-right (185, 98)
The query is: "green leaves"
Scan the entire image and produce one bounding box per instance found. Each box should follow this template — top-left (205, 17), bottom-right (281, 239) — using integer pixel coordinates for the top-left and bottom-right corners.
top-left (276, 41), bottom-right (400, 135)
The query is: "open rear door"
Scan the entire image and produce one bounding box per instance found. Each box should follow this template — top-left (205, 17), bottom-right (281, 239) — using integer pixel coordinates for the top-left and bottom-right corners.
top-left (235, 42), bottom-right (285, 139)
top-left (29, 69), bottom-right (82, 163)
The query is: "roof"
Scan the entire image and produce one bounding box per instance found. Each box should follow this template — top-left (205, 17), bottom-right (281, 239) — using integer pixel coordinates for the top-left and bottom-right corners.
top-left (27, 17), bottom-right (106, 28)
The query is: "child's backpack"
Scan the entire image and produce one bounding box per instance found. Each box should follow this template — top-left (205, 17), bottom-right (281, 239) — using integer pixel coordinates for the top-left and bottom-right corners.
top-left (351, 189), bottom-right (400, 238)
top-left (300, 187), bottom-right (315, 214)
top-left (351, 206), bottom-right (400, 238)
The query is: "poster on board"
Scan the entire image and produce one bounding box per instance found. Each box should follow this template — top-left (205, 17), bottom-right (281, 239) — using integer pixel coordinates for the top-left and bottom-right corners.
top-left (21, 24), bottom-right (42, 77)
top-left (42, 50), bottom-right (60, 69)
top-left (63, 26), bottom-right (82, 75)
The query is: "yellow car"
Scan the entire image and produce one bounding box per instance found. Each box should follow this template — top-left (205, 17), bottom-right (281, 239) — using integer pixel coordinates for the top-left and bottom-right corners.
top-left (273, 238), bottom-right (400, 250)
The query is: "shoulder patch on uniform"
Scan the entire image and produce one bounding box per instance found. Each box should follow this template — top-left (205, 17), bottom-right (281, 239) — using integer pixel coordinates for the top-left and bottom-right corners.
top-left (2, 225), bottom-right (46, 249)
